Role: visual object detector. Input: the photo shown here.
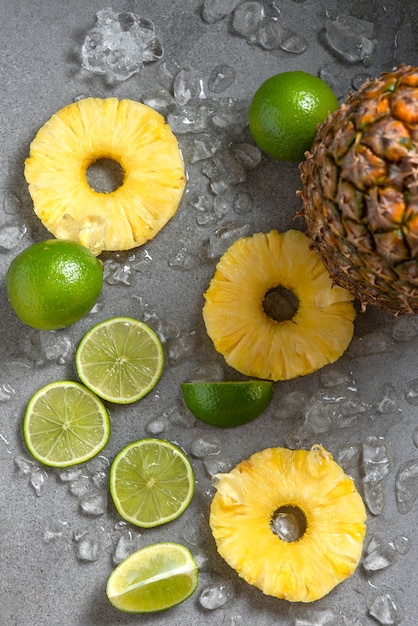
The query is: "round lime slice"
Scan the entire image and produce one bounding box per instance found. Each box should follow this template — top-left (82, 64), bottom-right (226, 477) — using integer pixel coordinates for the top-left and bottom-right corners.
top-left (110, 438), bottom-right (194, 528)
top-left (75, 316), bottom-right (164, 404)
top-left (23, 380), bottom-right (110, 467)
top-left (106, 542), bottom-right (198, 613)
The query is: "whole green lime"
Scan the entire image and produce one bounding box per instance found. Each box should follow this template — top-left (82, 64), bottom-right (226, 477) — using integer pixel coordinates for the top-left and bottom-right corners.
top-left (248, 71), bottom-right (339, 162)
top-left (6, 239), bottom-right (103, 330)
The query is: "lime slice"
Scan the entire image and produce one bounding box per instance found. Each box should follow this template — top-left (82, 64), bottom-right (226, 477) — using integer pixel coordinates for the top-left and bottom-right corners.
top-left (23, 381), bottom-right (110, 467)
top-left (75, 317), bottom-right (164, 404)
top-left (110, 438), bottom-right (194, 528)
top-left (181, 380), bottom-right (273, 427)
top-left (106, 542), bottom-right (198, 613)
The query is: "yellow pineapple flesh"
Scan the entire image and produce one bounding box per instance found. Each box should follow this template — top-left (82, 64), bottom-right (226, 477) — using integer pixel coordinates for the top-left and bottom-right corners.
top-left (210, 445), bottom-right (366, 603)
top-left (202, 229), bottom-right (355, 381)
top-left (24, 97), bottom-right (186, 254)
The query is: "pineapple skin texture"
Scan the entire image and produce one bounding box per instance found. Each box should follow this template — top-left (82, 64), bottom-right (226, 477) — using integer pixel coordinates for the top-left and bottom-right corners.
top-left (210, 445), bottom-right (366, 603)
top-left (202, 230), bottom-right (355, 381)
top-left (299, 64), bottom-right (418, 315)
top-left (24, 98), bottom-right (186, 254)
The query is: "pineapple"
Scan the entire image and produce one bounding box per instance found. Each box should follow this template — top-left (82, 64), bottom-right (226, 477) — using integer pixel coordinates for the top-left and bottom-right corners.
top-left (24, 98), bottom-right (186, 254)
top-left (202, 229), bottom-right (355, 381)
top-left (299, 64), bottom-right (418, 315)
top-left (210, 444), bottom-right (366, 603)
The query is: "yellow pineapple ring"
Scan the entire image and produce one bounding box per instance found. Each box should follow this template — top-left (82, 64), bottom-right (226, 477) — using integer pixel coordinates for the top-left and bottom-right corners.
top-left (202, 229), bottom-right (355, 381)
top-left (210, 444), bottom-right (366, 603)
top-left (24, 98), bottom-right (186, 254)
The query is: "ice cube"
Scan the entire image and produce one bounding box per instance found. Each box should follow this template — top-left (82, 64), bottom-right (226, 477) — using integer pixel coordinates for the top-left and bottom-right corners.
top-left (395, 458), bottom-right (418, 514)
top-left (207, 221), bottom-right (251, 259)
top-left (362, 437), bottom-right (391, 484)
top-left (0, 383), bottom-right (15, 402)
top-left (324, 15), bottom-right (377, 65)
top-left (0, 220), bottom-right (27, 251)
top-left (185, 361), bottom-right (224, 382)
top-left (289, 604), bottom-right (343, 625)
top-left (199, 581), bottom-right (234, 609)
top-left (145, 414), bottom-right (169, 435)
top-left (231, 143), bottom-right (262, 170)
top-left (79, 489), bottom-right (108, 516)
top-left (347, 331), bottom-right (393, 357)
top-left (81, 8), bottom-right (163, 82)
top-left (74, 531), bottom-right (101, 562)
top-left (392, 313), bottom-right (418, 341)
top-left (368, 589), bottom-right (403, 625)
top-left (363, 535), bottom-right (398, 572)
top-left (173, 66), bottom-right (204, 107)
top-left (142, 87), bottom-right (176, 113)
top-left (203, 453), bottom-right (232, 476)
top-left (404, 379), bottom-right (418, 405)
top-left (169, 246), bottom-right (201, 270)
top-left (363, 481), bottom-right (386, 516)
top-left (202, 0), bottom-right (243, 23)
top-left (273, 390), bottom-right (308, 421)
top-left (30, 467), bottom-right (48, 496)
top-left (113, 530), bottom-right (140, 564)
top-left (208, 64), bottom-right (235, 93)
top-left (190, 434), bottom-right (221, 458)
top-left (253, 17), bottom-right (283, 49)
top-left (279, 28), bottom-right (308, 54)
top-left (232, 2), bottom-right (264, 38)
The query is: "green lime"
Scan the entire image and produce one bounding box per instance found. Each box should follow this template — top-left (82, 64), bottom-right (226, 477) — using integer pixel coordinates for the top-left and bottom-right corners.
top-left (6, 239), bottom-right (103, 330)
top-left (106, 542), bottom-right (198, 613)
top-left (75, 317), bottom-right (164, 404)
top-left (181, 380), bottom-right (273, 427)
top-left (23, 380), bottom-right (110, 467)
top-left (109, 438), bottom-right (194, 528)
top-left (248, 71), bottom-right (339, 162)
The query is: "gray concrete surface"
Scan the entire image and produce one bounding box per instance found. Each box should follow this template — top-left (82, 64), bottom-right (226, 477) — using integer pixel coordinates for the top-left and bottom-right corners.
top-left (1, 1), bottom-right (418, 625)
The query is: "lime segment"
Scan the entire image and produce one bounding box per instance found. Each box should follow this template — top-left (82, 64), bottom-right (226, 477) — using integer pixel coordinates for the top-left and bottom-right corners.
top-left (75, 317), bottom-right (164, 404)
top-left (106, 542), bottom-right (198, 613)
top-left (110, 438), bottom-right (194, 528)
top-left (181, 380), bottom-right (273, 427)
top-left (23, 381), bottom-right (110, 467)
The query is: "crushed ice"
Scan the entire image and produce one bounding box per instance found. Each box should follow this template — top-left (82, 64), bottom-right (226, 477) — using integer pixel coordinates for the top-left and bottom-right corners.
top-left (81, 8), bottom-right (163, 81)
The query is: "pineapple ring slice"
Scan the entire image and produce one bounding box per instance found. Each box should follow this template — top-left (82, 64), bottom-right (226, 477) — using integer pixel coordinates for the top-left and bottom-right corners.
top-left (210, 444), bottom-right (367, 603)
top-left (202, 229), bottom-right (356, 381)
top-left (24, 98), bottom-right (186, 254)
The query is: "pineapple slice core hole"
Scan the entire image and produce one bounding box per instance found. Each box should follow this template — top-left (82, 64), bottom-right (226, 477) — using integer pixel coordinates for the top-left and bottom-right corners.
top-left (270, 505), bottom-right (307, 542)
top-left (86, 158), bottom-right (125, 194)
top-left (263, 287), bottom-right (299, 322)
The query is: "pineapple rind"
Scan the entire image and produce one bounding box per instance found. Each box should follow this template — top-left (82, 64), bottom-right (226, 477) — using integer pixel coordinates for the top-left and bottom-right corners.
top-left (25, 98), bottom-right (186, 253)
top-left (210, 445), bottom-right (366, 603)
top-left (299, 64), bottom-right (418, 315)
top-left (203, 230), bottom-right (355, 381)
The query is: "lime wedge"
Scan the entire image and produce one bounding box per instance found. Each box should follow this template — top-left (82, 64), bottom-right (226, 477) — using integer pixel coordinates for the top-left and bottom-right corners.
top-left (181, 380), bottom-right (273, 427)
top-left (106, 542), bottom-right (198, 613)
top-left (110, 438), bottom-right (194, 528)
top-left (75, 317), bottom-right (164, 404)
top-left (23, 380), bottom-right (110, 467)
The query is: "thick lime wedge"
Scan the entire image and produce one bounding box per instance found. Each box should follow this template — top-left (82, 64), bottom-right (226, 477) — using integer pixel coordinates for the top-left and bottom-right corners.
top-left (106, 542), bottom-right (198, 613)
top-left (181, 380), bottom-right (273, 427)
